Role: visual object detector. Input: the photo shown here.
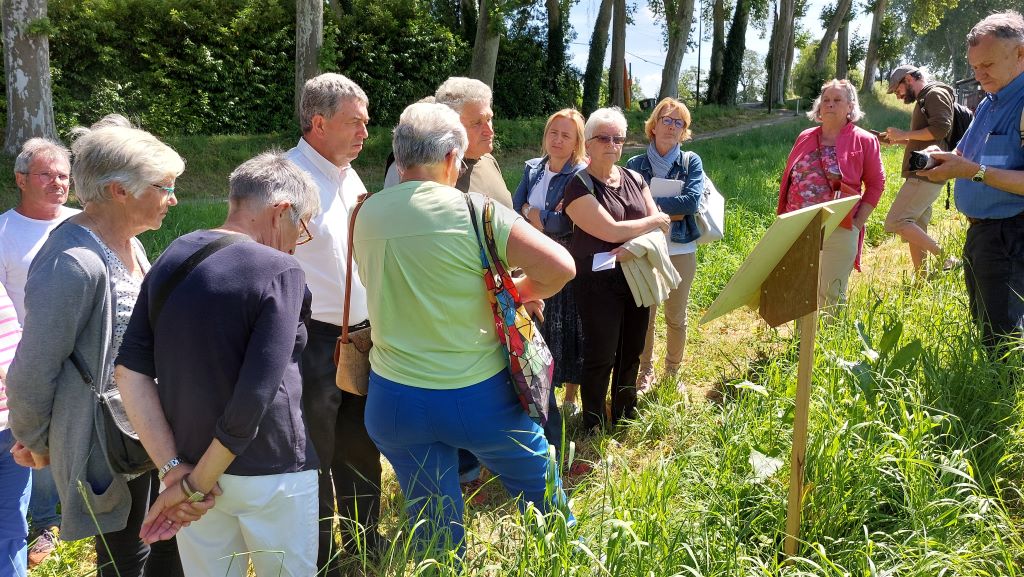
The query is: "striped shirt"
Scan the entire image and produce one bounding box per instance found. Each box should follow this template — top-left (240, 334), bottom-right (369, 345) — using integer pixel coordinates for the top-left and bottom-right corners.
top-left (0, 281), bottom-right (22, 430)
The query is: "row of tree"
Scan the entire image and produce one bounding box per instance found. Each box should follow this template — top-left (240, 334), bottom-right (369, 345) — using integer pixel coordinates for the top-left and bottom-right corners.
top-left (2, 0), bottom-right (991, 154)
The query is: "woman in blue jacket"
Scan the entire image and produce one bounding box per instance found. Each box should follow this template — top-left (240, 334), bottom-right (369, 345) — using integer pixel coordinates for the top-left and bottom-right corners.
top-left (513, 108), bottom-right (588, 451)
top-left (626, 98), bottom-right (704, 395)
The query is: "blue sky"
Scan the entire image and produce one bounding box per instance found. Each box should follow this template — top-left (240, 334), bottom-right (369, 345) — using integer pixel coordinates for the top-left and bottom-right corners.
top-left (566, 0), bottom-right (874, 97)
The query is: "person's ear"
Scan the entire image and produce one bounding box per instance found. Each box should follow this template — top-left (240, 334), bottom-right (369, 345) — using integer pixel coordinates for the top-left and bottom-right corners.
top-left (107, 182), bottom-right (130, 204)
top-left (14, 172), bottom-right (27, 192)
top-left (272, 201), bottom-right (292, 228)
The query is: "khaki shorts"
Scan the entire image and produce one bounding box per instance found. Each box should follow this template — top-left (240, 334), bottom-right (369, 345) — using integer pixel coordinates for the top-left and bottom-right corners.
top-left (884, 178), bottom-right (943, 234)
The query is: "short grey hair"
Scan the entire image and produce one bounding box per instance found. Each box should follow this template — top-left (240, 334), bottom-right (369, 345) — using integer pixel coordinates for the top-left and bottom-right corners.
top-left (228, 151), bottom-right (320, 223)
top-left (434, 77), bottom-right (492, 114)
top-left (392, 103), bottom-right (468, 173)
top-left (807, 79), bottom-right (865, 123)
top-left (299, 73), bottom-right (368, 133)
top-left (14, 138), bottom-right (70, 174)
top-left (584, 107), bottom-right (627, 140)
top-left (70, 125), bottom-right (185, 205)
top-left (968, 11), bottom-right (1024, 47)
top-left (89, 113), bottom-right (134, 130)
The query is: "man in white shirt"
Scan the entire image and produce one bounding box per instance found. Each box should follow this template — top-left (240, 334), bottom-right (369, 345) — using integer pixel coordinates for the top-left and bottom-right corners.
top-left (286, 73), bottom-right (383, 574)
top-left (0, 138), bottom-right (78, 567)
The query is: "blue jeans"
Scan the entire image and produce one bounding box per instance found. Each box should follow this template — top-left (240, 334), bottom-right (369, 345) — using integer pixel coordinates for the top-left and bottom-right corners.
top-left (27, 467), bottom-right (59, 533)
top-left (365, 370), bottom-right (572, 556)
top-left (458, 386), bottom-right (565, 482)
top-left (0, 428), bottom-right (31, 577)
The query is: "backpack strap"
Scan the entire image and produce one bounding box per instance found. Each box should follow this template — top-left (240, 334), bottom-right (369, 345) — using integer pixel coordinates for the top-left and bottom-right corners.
top-left (1019, 105), bottom-right (1023, 148)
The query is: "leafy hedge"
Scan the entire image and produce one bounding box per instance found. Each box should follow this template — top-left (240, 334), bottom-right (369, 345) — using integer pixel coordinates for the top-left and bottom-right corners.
top-left (1, 0), bottom-right (579, 136)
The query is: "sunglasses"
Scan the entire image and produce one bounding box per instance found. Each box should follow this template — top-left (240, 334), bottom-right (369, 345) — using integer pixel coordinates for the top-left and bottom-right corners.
top-left (589, 135), bottom-right (626, 145)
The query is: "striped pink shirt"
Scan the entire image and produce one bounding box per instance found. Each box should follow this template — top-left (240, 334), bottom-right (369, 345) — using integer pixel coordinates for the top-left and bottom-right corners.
top-left (0, 282), bottom-right (21, 430)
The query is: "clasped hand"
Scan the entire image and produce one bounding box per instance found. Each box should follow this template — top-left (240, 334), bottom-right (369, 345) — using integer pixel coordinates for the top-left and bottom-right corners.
top-left (138, 465), bottom-right (221, 544)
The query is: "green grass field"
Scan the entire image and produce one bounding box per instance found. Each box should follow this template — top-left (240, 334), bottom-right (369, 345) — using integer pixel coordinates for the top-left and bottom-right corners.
top-left (16, 90), bottom-right (1024, 576)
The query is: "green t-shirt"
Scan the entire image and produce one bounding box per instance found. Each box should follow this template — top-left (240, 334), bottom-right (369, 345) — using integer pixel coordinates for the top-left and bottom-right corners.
top-left (353, 180), bottom-right (519, 389)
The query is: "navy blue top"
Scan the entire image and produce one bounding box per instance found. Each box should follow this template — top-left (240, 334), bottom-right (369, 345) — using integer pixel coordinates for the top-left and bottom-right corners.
top-left (512, 156), bottom-right (588, 239)
top-left (117, 230), bottom-right (318, 476)
top-left (625, 150), bottom-right (705, 244)
top-left (954, 71), bottom-right (1024, 219)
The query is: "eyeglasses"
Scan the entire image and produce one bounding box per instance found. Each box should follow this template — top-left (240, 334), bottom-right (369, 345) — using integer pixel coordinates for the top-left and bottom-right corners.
top-left (459, 159), bottom-right (469, 177)
top-left (296, 218), bottom-right (313, 245)
top-left (24, 171), bottom-right (70, 184)
top-left (151, 183), bottom-right (175, 198)
top-left (660, 117), bottom-right (686, 129)
top-left (589, 135), bottom-right (626, 146)
top-left (290, 207), bottom-right (313, 245)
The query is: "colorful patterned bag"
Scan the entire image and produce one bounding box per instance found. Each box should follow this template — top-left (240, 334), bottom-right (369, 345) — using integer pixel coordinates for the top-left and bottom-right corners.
top-left (465, 194), bottom-right (554, 424)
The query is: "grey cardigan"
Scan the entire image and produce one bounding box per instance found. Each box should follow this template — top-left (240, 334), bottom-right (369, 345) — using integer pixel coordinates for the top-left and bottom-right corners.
top-left (7, 222), bottom-right (148, 540)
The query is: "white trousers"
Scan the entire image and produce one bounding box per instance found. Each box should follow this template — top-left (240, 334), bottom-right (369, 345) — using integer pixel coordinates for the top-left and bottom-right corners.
top-left (176, 469), bottom-right (318, 577)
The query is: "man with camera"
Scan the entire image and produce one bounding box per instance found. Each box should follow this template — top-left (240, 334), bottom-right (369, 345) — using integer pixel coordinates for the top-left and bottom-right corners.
top-left (881, 65), bottom-right (959, 275)
top-left (920, 10), bottom-right (1024, 349)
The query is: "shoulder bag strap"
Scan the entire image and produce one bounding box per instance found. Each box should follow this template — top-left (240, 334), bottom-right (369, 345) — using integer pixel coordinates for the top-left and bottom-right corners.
top-left (341, 191), bottom-right (373, 344)
top-left (148, 233), bottom-right (250, 329)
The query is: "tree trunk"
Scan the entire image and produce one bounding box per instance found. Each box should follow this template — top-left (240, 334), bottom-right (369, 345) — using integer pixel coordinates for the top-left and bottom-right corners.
top-left (583, 0), bottom-right (614, 114)
top-left (767, 0), bottom-right (795, 106)
top-left (715, 0), bottom-right (751, 106)
top-left (836, 20), bottom-right (849, 79)
top-left (658, 0), bottom-right (697, 100)
top-left (812, 0), bottom-right (852, 73)
top-left (783, 22), bottom-right (796, 94)
top-left (706, 0), bottom-right (726, 102)
top-left (545, 0), bottom-right (565, 107)
top-left (608, 0), bottom-right (627, 107)
top-left (469, 0), bottom-right (501, 87)
top-left (2, 0), bottom-right (57, 155)
top-left (325, 0), bottom-right (349, 21)
top-left (860, 0), bottom-right (887, 93)
top-left (295, 0), bottom-right (323, 122)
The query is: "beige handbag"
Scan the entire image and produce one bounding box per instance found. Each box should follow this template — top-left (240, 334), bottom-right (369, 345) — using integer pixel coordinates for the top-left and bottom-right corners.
top-left (333, 193), bottom-right (372, 396)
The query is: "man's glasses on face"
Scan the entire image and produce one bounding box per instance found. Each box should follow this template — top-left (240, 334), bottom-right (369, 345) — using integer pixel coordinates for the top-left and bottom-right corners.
top-left (589, 135), bottom-right (626, 146)
top-left (23, 171), bottom-right (70, 184)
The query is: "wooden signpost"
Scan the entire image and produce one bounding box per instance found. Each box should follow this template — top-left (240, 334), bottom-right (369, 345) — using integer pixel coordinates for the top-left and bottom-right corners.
top-left (700, 195), bottom-right (859, 556)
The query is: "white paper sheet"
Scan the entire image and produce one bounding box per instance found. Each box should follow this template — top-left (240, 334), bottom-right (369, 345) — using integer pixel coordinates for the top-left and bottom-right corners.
top-left (592, 251), bottom-right (617, 271)
top-left (650, 177), bottom-right (684, 198)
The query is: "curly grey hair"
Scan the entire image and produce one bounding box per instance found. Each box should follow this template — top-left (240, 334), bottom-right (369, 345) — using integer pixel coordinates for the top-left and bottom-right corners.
top-left (807, 79), bottom-right (865, 123)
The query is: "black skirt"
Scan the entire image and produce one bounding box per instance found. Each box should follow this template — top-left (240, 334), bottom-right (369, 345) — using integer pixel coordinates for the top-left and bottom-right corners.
top-left (540, 236), bottom-right (585, 385)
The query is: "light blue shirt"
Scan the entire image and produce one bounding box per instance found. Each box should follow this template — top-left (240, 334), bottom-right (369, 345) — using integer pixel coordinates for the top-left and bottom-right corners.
top-left (954, 71), bottom-right (1024, 219)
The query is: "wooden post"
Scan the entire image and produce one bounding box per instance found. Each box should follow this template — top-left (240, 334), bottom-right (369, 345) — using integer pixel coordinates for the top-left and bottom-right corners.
top-left (784, 309), bottom-right (817, 555)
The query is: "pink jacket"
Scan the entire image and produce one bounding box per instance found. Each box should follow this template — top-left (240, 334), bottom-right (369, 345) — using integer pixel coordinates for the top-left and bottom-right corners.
top-left (777, 122), bottom-right (885, 270)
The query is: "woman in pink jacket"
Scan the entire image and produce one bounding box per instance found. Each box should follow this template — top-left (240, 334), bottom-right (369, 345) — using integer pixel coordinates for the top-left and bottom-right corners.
top-left (778, 79), bottom-right (885, 307)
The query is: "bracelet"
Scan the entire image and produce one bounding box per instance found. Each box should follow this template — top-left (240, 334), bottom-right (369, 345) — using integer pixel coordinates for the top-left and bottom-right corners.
top-left (157, 457), bottom-right (182, 481)
top-left (521, 204), bottom-right (532, 218)
top-left (180, 475), bottom-right (206, 503)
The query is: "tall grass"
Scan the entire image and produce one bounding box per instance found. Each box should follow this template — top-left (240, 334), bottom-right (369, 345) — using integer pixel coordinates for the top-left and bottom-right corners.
top-left (26, 89), bottom-right (1024, 576)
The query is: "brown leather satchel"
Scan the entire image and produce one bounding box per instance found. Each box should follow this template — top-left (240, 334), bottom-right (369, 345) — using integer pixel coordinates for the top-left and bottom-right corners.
top-left (333, 192), bottom-right (372, 395)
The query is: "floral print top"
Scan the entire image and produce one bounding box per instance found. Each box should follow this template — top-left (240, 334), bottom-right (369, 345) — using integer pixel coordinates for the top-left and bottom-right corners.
top-left (783, 145), bottom-right (841, 214)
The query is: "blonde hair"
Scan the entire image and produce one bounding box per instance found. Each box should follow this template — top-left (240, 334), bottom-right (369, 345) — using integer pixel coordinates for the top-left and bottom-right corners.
top-left (643, 98), bottom-right (692, 142)
top-left (542, 108), bottom-right (586, 165)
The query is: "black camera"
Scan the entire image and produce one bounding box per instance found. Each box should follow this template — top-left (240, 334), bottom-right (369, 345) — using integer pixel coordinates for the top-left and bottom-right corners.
top-left (908, 150), bottom-right (936, 171)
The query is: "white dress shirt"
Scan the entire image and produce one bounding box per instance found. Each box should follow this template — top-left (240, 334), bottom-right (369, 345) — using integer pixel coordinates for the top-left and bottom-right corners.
top-left (287, 138), bottom-right (368, 326)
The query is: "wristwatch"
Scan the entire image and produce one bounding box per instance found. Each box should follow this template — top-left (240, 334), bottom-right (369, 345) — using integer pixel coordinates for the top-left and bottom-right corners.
top-left (972, 165), bottom-right (987, 183)
top-left (180, 476), bottom-right (206, 503)
top-left (157, 457), bottom-right (182, 481)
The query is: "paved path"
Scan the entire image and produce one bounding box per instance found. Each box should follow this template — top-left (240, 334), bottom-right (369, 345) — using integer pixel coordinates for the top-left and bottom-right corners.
top-left (622, 111), bottom-right (803, 154)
